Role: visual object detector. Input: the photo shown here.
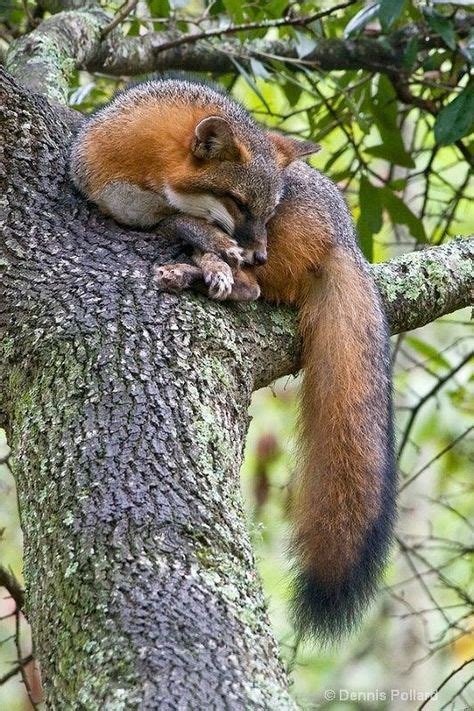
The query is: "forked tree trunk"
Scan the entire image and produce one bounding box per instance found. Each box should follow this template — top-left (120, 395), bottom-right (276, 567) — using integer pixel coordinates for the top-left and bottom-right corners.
top-left (0, 69), bottom-right (297, 707)
top-left (0, 68), bottom-right (472, 708)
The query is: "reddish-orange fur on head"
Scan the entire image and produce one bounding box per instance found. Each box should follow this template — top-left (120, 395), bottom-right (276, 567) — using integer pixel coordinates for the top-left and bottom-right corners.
top-left (79, 102), bottom-right (245, 196)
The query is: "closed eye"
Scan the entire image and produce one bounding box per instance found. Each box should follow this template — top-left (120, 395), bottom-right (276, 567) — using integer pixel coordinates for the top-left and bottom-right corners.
top-left (211, 190), bottom-right (251, 217)
top-left (226, 193), bottom-right (248, 211)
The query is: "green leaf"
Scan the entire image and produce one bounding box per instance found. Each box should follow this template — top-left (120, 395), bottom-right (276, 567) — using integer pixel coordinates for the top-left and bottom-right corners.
top-left (365, 141), bottom-right (415, 168)
top-left (406, 336), bottom-right (451, 371)
top-left (222, 0), bottom-right (245, 22)
top-left (229, 58), bottom-right (271, 113)
top-left (371, 75), bottom-right (398, 128)
top-left (282, 81), bottom-right (302, 107)
top-left (423, 8), bottom-right (457, 50)
top-left (148, 0), bottom-right (170, 16)
top-left (357, 176), bottom-right (383, 261)
top-left (403, 36), bottom-right (419, 70)
top-left (422, 50), bottom-right (448, 71)
top-left (343, 3), bottom-right (379, 38)
top-left (380, 187), bottom-right (427, 242)
top-left (388, 178), bottom-right (408, 191)
top-left (379, 0), bottom-right (405, 31)
top-left (434, 84), bottom-right (474, 145)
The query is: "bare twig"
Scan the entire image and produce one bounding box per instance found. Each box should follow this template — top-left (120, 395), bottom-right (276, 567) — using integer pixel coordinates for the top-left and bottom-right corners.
top-left (399, 426), bottom-right (473, 492)
top-left (151, 0), bottom-right (357, 55)
top-left (0, 566), bottom-right (24, 611)
top-left (14, 609), bottom-right (38, 709)
top-left (0, 654), bottom-right (34, 685)
top-left (417, 658), bottom-right (474, 710)
top-left (397, 352), bottom-right (473, 460)
top-left (101, 0), bottom-right (139, 38)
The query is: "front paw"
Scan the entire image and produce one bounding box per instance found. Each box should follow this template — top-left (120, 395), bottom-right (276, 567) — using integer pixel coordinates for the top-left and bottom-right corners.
top-left (153, 264), bottom-right (189, 292)
top-left (221, 244), bottom-right (244, 269)
top-left (203, 261), bottom-right (234, 301)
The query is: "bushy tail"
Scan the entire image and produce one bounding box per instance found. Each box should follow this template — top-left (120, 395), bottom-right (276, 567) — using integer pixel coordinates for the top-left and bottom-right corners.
top-left (291, 246), bottom-right (396, 643)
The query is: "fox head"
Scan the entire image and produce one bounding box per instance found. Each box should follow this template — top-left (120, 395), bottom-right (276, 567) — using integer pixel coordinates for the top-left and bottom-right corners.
top-left (71, 79), bottom-right (320, 261)
top-left (164, 116), bottom-right (320, 264)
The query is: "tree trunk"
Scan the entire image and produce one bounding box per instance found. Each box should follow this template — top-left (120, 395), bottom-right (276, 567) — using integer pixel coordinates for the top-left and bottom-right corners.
top-left (0, 69), bottom-right (296, 708)
top-left (0, 67), bottom-right (472, 707)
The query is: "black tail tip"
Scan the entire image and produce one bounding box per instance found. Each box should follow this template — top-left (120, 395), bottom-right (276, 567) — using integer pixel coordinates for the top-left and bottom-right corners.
top-left (290, 568), bottom-right (381, 646)
top-left (291, 507), bottom-right (395, 644)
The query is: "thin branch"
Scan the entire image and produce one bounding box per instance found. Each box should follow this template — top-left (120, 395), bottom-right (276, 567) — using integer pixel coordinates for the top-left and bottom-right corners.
top-left (101, 0), bottom-right (138, 39)
top-left (150, 0), bottom-right (357, 54)
top-left (439, 675), bottom-right (474, 711)
top-left (14, 609), bottom-right (38, 709)
top-left (0, 566), bottom-right (25, 611)
top-left (397, 353), bottom-right (473, 460)
top-left (399, 427), bottom-right (473, 492)
top-left (417, 658), bottom-right (474, 710)
top-left (0, 655), bottom-right (34, 685)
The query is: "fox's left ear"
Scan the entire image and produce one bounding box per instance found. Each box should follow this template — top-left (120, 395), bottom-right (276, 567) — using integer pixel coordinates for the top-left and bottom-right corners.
top-left (192, 116), bottom-right (241, 161)
top-left (268, 132), bottom-right (321, 167)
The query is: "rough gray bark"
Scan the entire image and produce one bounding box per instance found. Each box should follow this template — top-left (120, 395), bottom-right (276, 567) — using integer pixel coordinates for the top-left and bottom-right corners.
top-left (0, 68), bottom-right (298, 708)
top-left (0, 63), bottom-right (472, 709)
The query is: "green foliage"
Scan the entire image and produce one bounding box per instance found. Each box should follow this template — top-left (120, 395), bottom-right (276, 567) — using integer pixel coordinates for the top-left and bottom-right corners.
top-left (434, 83), bottom-right (474, 145)
top-left (423, 7), bottom-right (458, 50)
top-left (3, 0), bottom-right (467, 254)
top-left (379, 0), bottom-right (406, 31)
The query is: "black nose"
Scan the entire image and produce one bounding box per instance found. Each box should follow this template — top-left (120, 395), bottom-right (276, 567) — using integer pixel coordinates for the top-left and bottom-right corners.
top-left (254, 251), bottom-right (267, 265)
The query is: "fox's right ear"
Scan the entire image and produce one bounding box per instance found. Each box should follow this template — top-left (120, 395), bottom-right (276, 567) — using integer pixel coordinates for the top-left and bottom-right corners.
top-left (268, 132), bottom-right (321, 167)
top-left (192, 116), bottom-right (241, 161)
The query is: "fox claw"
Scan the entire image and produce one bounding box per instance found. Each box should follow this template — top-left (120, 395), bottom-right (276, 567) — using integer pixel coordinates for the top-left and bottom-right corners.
top-left (221, 245), bottom-right (244, 269)
top-left (203, 262), bottom-right (234, 300)
top-left (154, 265), bottom-right (189, 291)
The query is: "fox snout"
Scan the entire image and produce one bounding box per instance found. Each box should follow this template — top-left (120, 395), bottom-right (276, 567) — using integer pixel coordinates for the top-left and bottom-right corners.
top-left (247, 229), bottom-right (268, 265)
top-left (234, 220), bottom-right (268, 265)
top-left (241, 243), bottom-right (267, 265)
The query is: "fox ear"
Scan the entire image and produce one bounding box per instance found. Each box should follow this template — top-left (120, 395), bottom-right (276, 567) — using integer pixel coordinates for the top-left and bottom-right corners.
top-left (192, 116), bottom-right (240, 161)
top-left (268, 132), bottom-right (321, 167)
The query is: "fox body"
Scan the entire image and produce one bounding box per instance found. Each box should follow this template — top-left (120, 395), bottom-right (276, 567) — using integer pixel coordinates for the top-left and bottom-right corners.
top-left (70, 79), bottom-right (396, 641)
top-left (70, 80), bottom-right (315, 297)
top-left (157, 161), bottom-right (396, 641)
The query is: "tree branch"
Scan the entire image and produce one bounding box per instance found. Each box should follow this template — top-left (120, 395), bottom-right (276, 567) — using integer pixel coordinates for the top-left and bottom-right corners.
top-left (5, 8), bottom-right (107, 103)
top-left (6, 3), bottom-right (472, 103)
top-left (101, 0), bottom-right (138, 39)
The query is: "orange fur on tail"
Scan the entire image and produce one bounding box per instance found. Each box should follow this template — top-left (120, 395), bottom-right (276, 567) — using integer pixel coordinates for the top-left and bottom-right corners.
top-left (256, 162), bottom-right (396, 641)
top-left (290, 248), bottom-right (395, 641)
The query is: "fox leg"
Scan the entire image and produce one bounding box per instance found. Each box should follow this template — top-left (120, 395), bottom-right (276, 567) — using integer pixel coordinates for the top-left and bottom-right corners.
top-left (225, 268), bottom-right (261, 302)
top-left (154, 260), bottom-right (260, 302)
top-left (153, 259), bottom-right (233, 300)
top-left (157, 214), bottom-right (244, 267)
top-left (192, 250), bottom-right (234, 300)
top-left (153, 263), bottom-right (203, 293)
